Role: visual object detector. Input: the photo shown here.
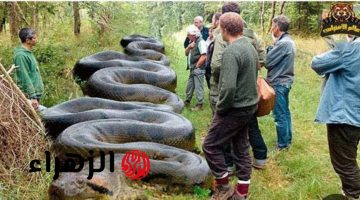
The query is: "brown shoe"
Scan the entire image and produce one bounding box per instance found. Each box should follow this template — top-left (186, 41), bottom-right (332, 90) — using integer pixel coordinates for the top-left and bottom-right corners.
top-left (191, 104), bottom-right (203, 111)
top-left (210, 185), bottom-right (234, 200)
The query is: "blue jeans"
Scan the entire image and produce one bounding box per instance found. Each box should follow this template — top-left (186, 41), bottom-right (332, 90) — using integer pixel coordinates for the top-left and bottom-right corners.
top-left (273, 85), bottom-right (292, 148)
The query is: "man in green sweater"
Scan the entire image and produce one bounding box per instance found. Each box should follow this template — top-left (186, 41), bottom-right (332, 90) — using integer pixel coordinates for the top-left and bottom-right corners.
top-left (13, 28), bottom-right (44, 110)
top-left (202, 12), bottom-right (258, 200)
top-left (209, 2), bottom-right (268, 173)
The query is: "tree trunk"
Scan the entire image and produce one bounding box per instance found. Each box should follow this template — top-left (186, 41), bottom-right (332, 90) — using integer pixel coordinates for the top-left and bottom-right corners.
top-left (0, 2), bottom-right (5, 32)
top-left (31, 2), bottom-right (38, 29)
top-left (0, 3), bottom-right (6, 32)
top-left (7, 2), bottom-right (18, 40)
top-left (260, 1), bottom-right (265, 34)
top-left (14, 2), bottom-right (29, 26)
top-left (280, 1), bottom-right (286, 15)
top-left (97, 13), bottom-right (109, 36)
top-left (267, 1), bottom-right (276, 33)
top-left (304, 2), bottom-right (309, 31)
top-left (73, 2), bottom-right (81, 36)
top-left (0, 17), bottom-right (5, 32)
top-left (297, 2), bottom-right (301, 30)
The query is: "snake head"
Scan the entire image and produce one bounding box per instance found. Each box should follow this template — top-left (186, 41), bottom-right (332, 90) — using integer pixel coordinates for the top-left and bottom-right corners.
top-left (48, 173), bottom-right (113, 200)
top-left (48, 173), bottom-right (87, 199)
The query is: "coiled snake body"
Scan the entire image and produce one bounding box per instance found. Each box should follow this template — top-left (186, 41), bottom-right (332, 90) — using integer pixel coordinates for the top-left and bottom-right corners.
top-left (43, 35), bottom-right (211, 199)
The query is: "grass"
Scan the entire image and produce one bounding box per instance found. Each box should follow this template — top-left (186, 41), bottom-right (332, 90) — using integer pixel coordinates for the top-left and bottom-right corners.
top-left (1, 26), bottom-right (359, 199)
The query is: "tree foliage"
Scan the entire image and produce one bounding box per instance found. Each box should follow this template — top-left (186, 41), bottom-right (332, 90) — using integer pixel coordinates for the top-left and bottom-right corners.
top-left (2, 1), bottom-right (360, 39)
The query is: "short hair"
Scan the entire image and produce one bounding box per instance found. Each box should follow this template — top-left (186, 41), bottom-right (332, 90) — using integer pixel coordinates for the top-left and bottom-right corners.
top-left (194, 16), bottom-right (204, 22)
top-left (213, 13), bottom-right (222, 21)
top-left (187, 24), bottom-right (201, 37)
top-left (222, 2), bottom-right (241, 14)
top-left (220, 12), bottom-right (244, 37)
top-left (19, 28), bottom-right (36, 43)
top-left (272, 15), bottom-right (290, 32)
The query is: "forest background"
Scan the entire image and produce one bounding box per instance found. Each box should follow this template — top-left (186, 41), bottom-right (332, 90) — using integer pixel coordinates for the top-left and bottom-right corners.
top-left (1, 1), bottom-right (360, 200)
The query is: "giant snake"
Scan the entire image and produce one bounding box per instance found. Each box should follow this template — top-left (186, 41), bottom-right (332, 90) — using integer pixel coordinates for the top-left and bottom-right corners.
top-left (43, 35), bottom-right (211, 199)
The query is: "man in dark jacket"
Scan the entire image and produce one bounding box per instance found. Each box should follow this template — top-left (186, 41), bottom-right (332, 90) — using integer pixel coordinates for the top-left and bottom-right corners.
top-left (13, 28), bottom-right (44, 110)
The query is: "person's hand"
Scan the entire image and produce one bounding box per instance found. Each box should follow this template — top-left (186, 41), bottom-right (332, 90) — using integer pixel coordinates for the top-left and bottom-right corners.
top-left (188, 42), bottom-right (195, 49)
top-left (271, 32), bottom-right (278, 44)
top-left (31, 99), bottom-right (39, 109)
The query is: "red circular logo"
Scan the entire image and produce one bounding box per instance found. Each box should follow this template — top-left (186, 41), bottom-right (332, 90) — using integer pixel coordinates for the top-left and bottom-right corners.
top-left (121, 150), bottom-right (151, 181)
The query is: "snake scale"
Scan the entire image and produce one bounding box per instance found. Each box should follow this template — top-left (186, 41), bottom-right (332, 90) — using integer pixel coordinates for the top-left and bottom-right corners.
top-left (43, 35), bottom-right (211, 200)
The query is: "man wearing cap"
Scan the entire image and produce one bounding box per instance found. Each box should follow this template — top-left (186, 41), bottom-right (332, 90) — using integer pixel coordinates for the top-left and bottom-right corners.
top-left (184, 25), bottom-right (207, 111)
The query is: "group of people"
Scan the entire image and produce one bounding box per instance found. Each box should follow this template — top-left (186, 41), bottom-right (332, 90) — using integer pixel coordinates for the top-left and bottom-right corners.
top-left (183, 2), bottom-right (359, 200)
top-left (10, 2), bottom-right (360, 199)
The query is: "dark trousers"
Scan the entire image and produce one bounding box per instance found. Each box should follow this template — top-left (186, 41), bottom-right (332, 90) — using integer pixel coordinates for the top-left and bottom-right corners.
top-left (203, 106), bottom-right (256, 181)
top-left (205, 71), bottom-right (211, 89)
top-left (248, 115), bottom-right (268, 160)
top-left (327, 124), bottom-right (360, 198)
top-left (223, 115), bottom-right (268, 167)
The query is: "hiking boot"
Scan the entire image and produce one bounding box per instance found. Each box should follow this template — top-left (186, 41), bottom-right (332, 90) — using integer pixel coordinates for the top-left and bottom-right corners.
top-left (252, 158), bottom-right (267, 169)
top-left (191, 104), bottom-right (203, 111)
top-left (210, 185), bottom-right (234, 200)
top-left (230, 190), bottom-right (248, 200)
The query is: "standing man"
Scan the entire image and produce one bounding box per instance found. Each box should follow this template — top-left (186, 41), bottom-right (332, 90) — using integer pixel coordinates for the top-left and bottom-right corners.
top-left (13, 27), bottom-right (44, 110)
top-left (265, 15), bottom-right (295, 150)
top-left (203, 12), bottom-right (258, 200)
top-left (204, 13), bottom-right (221, 90)
top-left (311, 35), bottom-right (360, 200)
top-left (184, 25), bottom-right (207, 111)
top-left (184, 16), bottom-right (209, 49)
top-left (209, 2), bottom-right (268, 171)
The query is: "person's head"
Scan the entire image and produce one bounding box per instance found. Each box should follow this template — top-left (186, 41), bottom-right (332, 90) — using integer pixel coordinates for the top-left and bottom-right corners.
top-left (211, 13), bottom-right (222, 28)
top-left (187, 24), bottom-right (201, 42)
top-left (271, 15), bottom-right (290, 38)
top-left (222, 2), bottom-right (241, 14)
top-left (219, 12), bottom-right (244, 42)
top-left (19, 28), bottom-right (37, 46)
top-left (193, 16), bottom-right (204, 30)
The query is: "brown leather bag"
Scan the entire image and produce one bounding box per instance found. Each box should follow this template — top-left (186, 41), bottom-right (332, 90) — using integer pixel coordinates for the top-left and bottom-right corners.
top-left (257, 77), bottom-right (275, 117)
